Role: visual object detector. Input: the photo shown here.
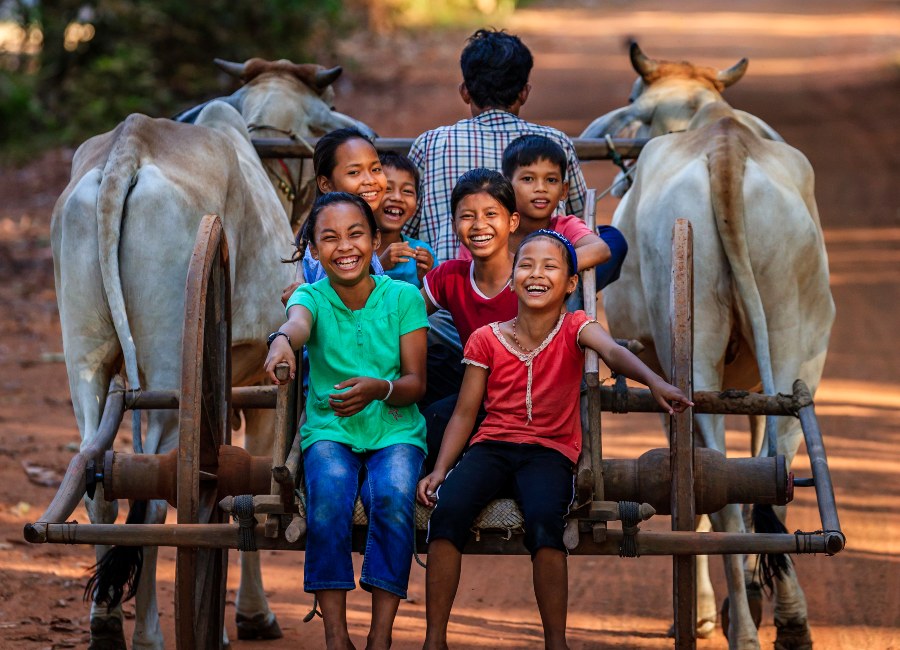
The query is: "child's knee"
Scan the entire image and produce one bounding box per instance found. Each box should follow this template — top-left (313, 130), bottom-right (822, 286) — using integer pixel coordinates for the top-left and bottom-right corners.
top-left (307, 497), bottom-right (353, 532)
top-left (523, 512), bottom-right (567, 555)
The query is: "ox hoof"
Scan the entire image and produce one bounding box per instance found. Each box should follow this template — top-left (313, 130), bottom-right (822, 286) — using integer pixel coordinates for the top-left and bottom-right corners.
top-left (236, 612), bottom-right (283, 641)
top-left (720, 584), bottom-right (763, 638)
top-left (697, 616), bottom-right (717, 639)
top-left (665, 616), bottom-right (717, 640)
top-left (89, 617), bottom-right (127, 650)
top-left (774, 619), bottom-right (812, 650)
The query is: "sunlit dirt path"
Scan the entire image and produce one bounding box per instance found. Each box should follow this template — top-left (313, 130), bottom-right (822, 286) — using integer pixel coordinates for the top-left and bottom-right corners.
top-left (0, 1), bottom-right (898, 647)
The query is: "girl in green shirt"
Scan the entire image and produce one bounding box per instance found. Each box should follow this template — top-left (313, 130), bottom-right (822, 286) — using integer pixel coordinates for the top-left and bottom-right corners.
top-left (264, 192), bottom-right (429, 649)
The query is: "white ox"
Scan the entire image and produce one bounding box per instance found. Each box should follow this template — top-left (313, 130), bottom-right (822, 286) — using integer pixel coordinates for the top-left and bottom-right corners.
top-left (52, 102), bottom-right (294, 649)
top-left (588, 46), bottom-right (834, 650)
top-left (175, 57), bottom-right (376, 230)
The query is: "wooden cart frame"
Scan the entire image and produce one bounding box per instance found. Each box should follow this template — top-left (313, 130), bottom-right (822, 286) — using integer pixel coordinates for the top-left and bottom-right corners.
top-left (25, 139), bottom-right (844, 649)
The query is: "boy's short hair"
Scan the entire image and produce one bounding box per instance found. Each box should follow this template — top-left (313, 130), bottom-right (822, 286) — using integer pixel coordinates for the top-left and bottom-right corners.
top-left (460, 29), bottom-right (533, 109)
top-left (502, 134), bottom-right (567, 179)
top-left (379, 151), bottom-right (420, 191)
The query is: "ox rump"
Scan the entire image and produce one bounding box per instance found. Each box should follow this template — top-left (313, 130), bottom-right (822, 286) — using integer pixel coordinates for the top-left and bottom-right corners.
top-left (50, 101), bottom-right (293, 649)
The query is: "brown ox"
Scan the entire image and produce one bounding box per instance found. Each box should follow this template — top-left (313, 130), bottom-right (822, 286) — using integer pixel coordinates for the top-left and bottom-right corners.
top-left (52, 102), bottom-right (293, 649)
top-left (175, 57), bottom-right (376, 230)
top-left (587, 46), bottom-right (833, 650)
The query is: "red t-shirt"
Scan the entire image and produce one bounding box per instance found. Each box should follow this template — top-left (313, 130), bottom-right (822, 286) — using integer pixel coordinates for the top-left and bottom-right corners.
top-left (463, 310), bottom-right (594, 463)
top-left (422, 260), bottom-right (518, 345)
top-left (457, 214), bottom-right (593, 261)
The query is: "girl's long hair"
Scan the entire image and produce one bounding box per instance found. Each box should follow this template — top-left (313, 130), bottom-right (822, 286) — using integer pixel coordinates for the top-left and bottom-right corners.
top-left (289, 192), bottom-right (378, 264)
top-left (450, 167), bottom-right (517, 218)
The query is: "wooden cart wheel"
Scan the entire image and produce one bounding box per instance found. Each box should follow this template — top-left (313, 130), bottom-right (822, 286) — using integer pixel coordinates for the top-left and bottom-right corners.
top-left (669, 218), bottom-right (697, 649)
top-left (176, 215), bottom-right (232, 650)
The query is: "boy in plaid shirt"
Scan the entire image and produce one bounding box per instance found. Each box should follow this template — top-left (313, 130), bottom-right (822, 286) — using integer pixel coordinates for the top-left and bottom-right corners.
top-left (405, 28), bottom-right (588, 264)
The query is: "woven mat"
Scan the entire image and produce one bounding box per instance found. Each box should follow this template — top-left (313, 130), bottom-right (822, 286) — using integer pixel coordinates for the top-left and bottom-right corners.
top-left (296, 491), bottom-right (524, 532)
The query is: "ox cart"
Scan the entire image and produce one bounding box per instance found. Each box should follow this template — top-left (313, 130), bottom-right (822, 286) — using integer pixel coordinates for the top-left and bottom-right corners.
top-left (24, 138), bottom-right (844, 650)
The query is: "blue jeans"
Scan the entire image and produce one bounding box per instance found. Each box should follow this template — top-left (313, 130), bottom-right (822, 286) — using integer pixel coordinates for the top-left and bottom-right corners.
top-left (303, 440), bottom-right (424, 598)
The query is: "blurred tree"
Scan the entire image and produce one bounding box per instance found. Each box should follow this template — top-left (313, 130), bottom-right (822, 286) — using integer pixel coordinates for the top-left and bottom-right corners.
top-left (2, 0), bottom-right (346, 146)
top-left (354, 0), bottom-right (519, 31)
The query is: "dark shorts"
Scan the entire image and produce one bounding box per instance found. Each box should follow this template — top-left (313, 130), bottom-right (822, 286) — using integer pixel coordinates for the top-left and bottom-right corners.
top-left (427, 441), bottom-right (575, 556)
top-left (595, 224), bottom-right (627, 290)
top-left (423, 393), bottom-right (487, 472)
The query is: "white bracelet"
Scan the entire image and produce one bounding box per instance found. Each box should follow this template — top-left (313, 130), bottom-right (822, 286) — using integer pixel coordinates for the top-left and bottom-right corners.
top-left (382, 379), bottom-right (394, 402)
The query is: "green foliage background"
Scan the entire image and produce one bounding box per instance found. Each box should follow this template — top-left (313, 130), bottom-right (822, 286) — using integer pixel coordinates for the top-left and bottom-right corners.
top-left (0, 0), bottom-right (520, 159)
top-left (0, 0), bottom-right (347, 156)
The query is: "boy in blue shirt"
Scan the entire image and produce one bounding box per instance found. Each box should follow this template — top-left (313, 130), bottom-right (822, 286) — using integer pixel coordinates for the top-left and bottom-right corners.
top-left (377, 152), bottom-right (435, 287)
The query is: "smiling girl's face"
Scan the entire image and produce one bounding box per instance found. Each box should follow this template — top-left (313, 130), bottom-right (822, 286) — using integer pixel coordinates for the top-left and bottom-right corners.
top-left (512, 237), bottom-right (578, 309)
top-left (317, 137), bottom-right (387, 213)
top-left (310, 201), bottom-right (379, 287)
top-left (453, 191), bottom-right (519, 260)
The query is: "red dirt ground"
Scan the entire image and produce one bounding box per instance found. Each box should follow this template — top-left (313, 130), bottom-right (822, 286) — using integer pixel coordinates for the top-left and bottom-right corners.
top-left (1, 1), bottom-right (898, 648)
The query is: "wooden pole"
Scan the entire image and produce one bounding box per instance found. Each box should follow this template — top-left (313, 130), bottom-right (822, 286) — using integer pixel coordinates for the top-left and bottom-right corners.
top-left (253, 137), bottom-right (649, 161)
top-left (670, 219), bottom-right (696, 650)
top-left (28, 522), bottom-right (837, 555)
top-left (794, 380), bottom-right (845, 554)
top-left (30, 375), bottom-right (126, 526)
top-left (122, 384), bottom-right (808, 416)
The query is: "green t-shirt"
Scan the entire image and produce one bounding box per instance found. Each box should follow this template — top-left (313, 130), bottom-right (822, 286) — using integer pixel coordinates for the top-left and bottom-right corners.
top-left (286, 275), bottom-right (429, 454)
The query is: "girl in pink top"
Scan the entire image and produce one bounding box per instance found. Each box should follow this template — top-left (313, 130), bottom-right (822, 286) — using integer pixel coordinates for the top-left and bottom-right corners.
top-left (417, 230), bottom-right (691, 650)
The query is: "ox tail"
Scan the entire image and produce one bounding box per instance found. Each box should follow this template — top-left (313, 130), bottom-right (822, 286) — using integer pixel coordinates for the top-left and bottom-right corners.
top-left (707, 118), bottom-right (789, 590)
top-left (83, 500), bottom-right (146, 608)
top-left (96, 115), bottom-right (144, 394)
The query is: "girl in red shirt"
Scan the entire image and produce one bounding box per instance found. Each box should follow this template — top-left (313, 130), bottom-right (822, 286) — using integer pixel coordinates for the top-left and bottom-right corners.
top-left (417, 230), bottom-right (692, 650)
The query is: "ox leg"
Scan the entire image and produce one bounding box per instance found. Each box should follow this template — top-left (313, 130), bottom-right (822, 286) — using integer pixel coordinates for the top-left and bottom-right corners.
top-left (710, 505), bottom-right (760, 650)
top-left (73, 368), bottom-right (128, 649)
top-left (771, 506), bottom-right (811, 649)
top-left (695, 409), bottom-right (760, 649)
top-left (695, 515), bottom-right (718, 638)
top-left (131, 500), bottom-right (167, 650)
top-left (129, 409), bottom-right (177, 650)
top-left (234, 408), bottom-right (282, 640)
top-left (772, 420), bottom-right (811, 650)
top-left (85, 484), bottom-right (126, 650)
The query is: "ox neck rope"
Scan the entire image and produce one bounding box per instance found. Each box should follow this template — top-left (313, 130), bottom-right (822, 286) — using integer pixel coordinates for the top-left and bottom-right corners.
top-left (247, 123), bottom-right (314, 206)
top-left (596, 134), bottom-right (637, 199)
top-left (492, 312), bottom-right (567, 422)
top-left (248, 123), bottom-right (300, 201)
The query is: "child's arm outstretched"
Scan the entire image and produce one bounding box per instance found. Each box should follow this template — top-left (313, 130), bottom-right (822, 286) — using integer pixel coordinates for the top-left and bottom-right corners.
top-left (416, 364), bottom-right (488, 507)
top-left (573, 233), bottom-right (611, 272)
top-left (579, 321), bottom-right (693, 414)
top-left (263, 305), bottom-right (313, 383)
top-left (329, 327), bottom-right (428, 418)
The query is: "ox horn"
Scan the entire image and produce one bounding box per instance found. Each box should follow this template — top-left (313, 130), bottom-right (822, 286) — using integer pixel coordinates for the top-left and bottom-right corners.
top-left (629, 41), bottom-right (658, 80)
top-left (314, 66), bottom-right (343, 90)
top-left (214, 58), bottom-right (247, 79)
top-left (717, 58), bottom-right (749, 88)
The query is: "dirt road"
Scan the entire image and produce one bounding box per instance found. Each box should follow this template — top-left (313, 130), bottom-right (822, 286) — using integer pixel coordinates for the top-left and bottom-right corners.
top-left (1, 1), bottom-right (898, 647)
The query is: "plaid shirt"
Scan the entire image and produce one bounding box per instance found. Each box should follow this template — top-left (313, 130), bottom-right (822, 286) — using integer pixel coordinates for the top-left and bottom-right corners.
top-left (405, 109), bottom-right (588, 263)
